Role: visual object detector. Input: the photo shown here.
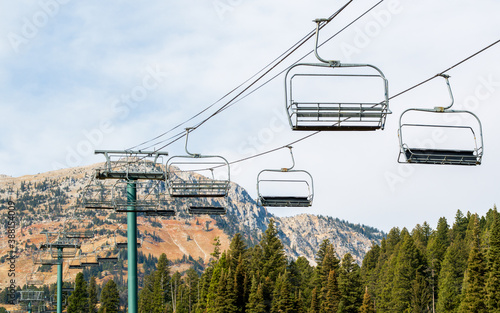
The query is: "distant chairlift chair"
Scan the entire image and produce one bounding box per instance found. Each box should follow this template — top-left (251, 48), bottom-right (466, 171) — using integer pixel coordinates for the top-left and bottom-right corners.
top-left (257, 146), bottom-right (314, 207)
top-left (285, 18), bottom-right (390, 131)
top-left (166, 128), bottom-right (229, 215)
top-left (398, 74), bottom-right (483, 165)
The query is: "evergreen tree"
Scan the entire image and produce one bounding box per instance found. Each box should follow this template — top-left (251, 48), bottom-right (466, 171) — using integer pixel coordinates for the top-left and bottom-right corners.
top-left (229, 233), bottom-right (247, 270)
top-left (246, 276), bottom-right (266, 313)
top-left (99, 279), bottom-right (119, 313)
top-left (436, 237), bottom-right (468, 312)
top-left (234, 255), bottom-right (248, 313)
top-left (261, 220), bottom-right (287, 281)
top-left (88, 276), bottom-right (98, 313)
top-left (338, 253), bottom-right (362, 313)
top-left (139, 272), bottom-right (154, 313)
top-left (184, 268), bottom-right (199, 313)
top-left (308, 287), bottom-right (319, 313)
top-left (156, 253), bottom-right (171, 304)
top-left (271, 271), bottom-right (294, 313)
top-left (67, 272), bottom-right (89, 313)
top-left (292, 256), bottom-right (314, 311)
top-left (390, 233), bottom-right (427, 312)
top-left (152, 269), bottom-right (165, 313)
top-left (206, 252), bottom-right (228, 313)
top-left (459, 215), bottom-right (487, 313)
top-left (359, 287), bottom-right (374, 313)
top-left (486, 207), bottom-right (500, 311)
top-left (260, 220), bottom-right (287, 311)
top-left (320, 270), bottom-right (339, 313)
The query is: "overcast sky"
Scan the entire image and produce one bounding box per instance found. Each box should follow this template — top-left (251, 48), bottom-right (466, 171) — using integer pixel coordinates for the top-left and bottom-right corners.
top-left (1, 0), bottom-right (499, 232)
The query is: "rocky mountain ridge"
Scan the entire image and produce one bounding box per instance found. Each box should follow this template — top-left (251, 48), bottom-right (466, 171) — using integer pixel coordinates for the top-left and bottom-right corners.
top-left (0, 163), bottom-right (384, 288)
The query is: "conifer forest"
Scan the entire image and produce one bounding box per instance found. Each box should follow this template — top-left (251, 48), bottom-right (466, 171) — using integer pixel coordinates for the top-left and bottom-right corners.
top-left (4, 207), bottom-right (498, 313)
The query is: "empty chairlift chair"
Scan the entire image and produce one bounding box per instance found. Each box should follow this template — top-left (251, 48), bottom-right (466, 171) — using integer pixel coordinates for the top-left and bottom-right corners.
top-left (166, 128), bottom-right (229, 215)
top-left (285, 18), bottom-right (390, 131)
top-left (64, 217), bottom-right (94, 239)
top-left (398, 75), bottom-right (484, 165)
top-left (257, 146), bottom-right (314, 207)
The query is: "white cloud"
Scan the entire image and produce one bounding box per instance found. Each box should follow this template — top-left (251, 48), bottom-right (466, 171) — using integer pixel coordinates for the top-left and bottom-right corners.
top-left (0, 0), bottom-right (499, 232)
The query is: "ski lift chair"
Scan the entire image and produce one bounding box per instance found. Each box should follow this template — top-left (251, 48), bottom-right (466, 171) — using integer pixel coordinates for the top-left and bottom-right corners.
top-left (285, 18), bottom-right (390, 131)
top-left (26, 271), bottom-right (45, 286)
top-left (65, 217), bottom-right (94, 239)
top-left (166, 128), bottom-right (230, 198)
top-left (80, 254), bottom-right (99, 267)
top-left (398, 75), bottom-right (483, 165)
top-left (19, 290), bottom-right (44, 302)
top-left (257, 146), bottom-right (314, 207)
top-left (93, 150), bottom-right (168, 181)
top-left (111, 179), bottom-right (166, 213)
top-left (82, 179), bottom-right (116, 210)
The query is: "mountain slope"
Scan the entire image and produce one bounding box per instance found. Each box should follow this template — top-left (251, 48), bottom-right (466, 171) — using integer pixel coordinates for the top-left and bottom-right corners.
top-left (0, 163), bottom-right (383, 288)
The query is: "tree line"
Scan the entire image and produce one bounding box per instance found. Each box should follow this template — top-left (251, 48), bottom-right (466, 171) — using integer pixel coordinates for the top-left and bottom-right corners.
top-left (11, 206), bottom-right (499, 313)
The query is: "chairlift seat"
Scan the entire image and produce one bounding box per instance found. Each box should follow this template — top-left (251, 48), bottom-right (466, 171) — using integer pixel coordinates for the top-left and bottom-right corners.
top-left (188, 206), bottom-right (226, 215)
top-left (80, 261), bottom-right (100, 267)
top-left (69, 264), bottom-right (84, 269)
top-left (97, 256), bottom-right (119, 262)
top-left (27, 279), bottom-right (44, 285)
top-left (144, 209), bottom-right (176, 217)
top-left (403, 148), bottom-right (479, 165)
top-left (169, 181), bottom-right (229, 197)
top-left (36, 259), bottom-right (61, 265)
top-left (20, 291), bottom-right (44, 301)
top-left (62, 288), bottom-right (74, 293)
top-left (259, 196), bottom-right (312, 207)
top-left (65, 231), bottom-right (94, 239)
top-left (116, 242), bottom-right (141, 249)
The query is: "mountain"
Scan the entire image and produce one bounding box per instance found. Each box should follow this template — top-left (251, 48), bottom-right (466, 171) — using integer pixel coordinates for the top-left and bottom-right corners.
top-left (0, 163), bottom-right (383, 288)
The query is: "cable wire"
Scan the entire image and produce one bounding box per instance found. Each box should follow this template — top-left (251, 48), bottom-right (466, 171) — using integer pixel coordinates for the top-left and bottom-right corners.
top-left (132, 1), bottom-right (355, 151)
top-left (224, 38), bottom-right (500, 166)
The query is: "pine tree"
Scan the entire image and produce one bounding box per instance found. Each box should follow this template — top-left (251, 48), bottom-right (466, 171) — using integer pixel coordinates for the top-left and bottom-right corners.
top-left (246, 276), bottom-right (266, 313)
top-left (139, 272), bottom-right (154, 313)
top-left (390, 233), bottom-right (427, 312)
top-left (293, 256), bottom-right (314, 311)
top-left (99, 280), bottom-right (119, 313)
top-left (152, 270), bottom-right (165, 313)
top-left (184, 268), bottom-right (199, 313)
top-left (261, 220), bottom-right (287, 281)
top-left (436, 237), bottom-right (468, 312)
top-left (206, 252), bottom-right (228, 313)
top-left (308, 287), bottom-right (320, 313)
top-left (359, 287), bottom-right (374, 313)
top-left (271, 271), bottom-right (294, 313)
top-left (156, 253), bottom-right (171, 304)
top-left (260, 220), bottom-right (287, 311)
top-left (229, 233), bottom-right (247, 270)
top-left (486, 207), bottom-right (500, 311)
top-left (459, 214), bottom-right (487, 313)
top-left (338, 253), bottom-right (362, 313)
top-left (320, 270), bottom-right (339, 313)
top-left (88, 276), bottom-right (98, 313)
top-left (234, 255), bottom-right (248, 313)
top-left (67, 272), bottom-right (89, 313)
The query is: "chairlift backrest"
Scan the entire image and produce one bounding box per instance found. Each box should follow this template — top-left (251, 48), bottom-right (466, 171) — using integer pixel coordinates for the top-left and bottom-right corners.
top-left (398, 75), bottom-right (484, 165)
top-left (285, 19), bottom-right (390, 131)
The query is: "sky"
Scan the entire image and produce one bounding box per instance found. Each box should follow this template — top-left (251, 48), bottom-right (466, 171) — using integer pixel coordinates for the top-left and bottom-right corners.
top-left (0, 0), bottom-right (499, 233)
